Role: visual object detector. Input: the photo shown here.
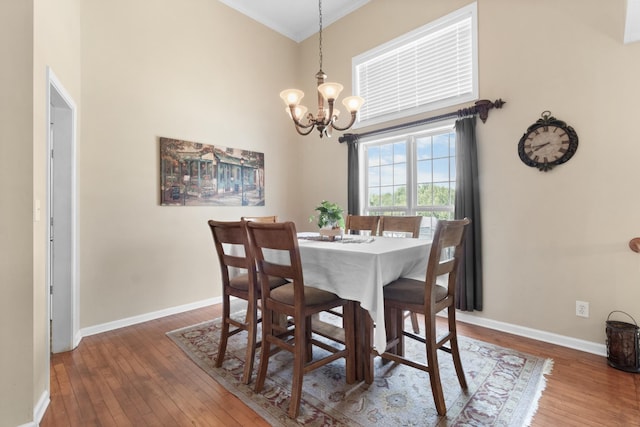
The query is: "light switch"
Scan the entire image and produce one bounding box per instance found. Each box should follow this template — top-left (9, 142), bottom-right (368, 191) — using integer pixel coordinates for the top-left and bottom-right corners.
top-left (34, 199), bottom-right (41, 222)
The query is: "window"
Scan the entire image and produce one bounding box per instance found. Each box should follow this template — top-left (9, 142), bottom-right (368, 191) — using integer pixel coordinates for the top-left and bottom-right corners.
top-left (361, 121), bottom-right (456, 239)
top-left (352, 2), bottom-right (477, 128)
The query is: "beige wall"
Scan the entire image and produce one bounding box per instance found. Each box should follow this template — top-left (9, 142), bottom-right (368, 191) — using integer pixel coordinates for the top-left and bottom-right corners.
top-left (0, 2), bottom-right (35, 424)
top-left (79, 0), bottom-right (300, 326)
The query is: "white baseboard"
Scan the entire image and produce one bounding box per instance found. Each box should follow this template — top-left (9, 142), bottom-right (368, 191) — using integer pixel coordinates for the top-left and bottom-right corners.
top-left (80, 297), bottom-right (222, 338)
top-left (455, 311), bottom-right (607, 356)
top-left (16, 389), bottom-right (49, 427)
top-left (77, 296), bottom-right (606, 357)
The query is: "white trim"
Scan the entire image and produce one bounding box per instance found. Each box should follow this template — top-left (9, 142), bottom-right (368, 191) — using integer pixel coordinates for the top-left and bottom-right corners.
top-left (16, 390), bottom-right (49, 427)
top-left (455, 311), bottom-right (607, 356)
top-left (80, 297), bottom-right (222, 337)
top-left (33, 390), bottom-right (50, 426)
top-left (47, 67), bottom-right (79, 354)
top-left (625, 0), bottom-right (640, 44)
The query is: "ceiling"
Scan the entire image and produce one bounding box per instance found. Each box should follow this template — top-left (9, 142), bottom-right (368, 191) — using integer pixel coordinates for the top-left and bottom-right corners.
top-left (218, 0), bottom-right (370, 43)
top-left (219, 0), bottom-right (640, 44)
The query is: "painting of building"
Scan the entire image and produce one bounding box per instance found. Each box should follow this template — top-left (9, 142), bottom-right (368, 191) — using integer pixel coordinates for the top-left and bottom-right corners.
top-left (160, 137), bottom-right (265, 206)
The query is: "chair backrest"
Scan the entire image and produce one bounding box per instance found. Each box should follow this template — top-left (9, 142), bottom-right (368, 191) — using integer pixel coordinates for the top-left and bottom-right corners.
top-left (379, 216), bottom-right (422, 238)
top-left (245, 221), bottom-right (304, 304)
top-left (207, 220), bottom-right (254, 285)
top-left (241, 215), bottom-right (278, 223)
top-left (345, 215), bottom-right (379, 236)
top-left (425, 218), bottom-right (470, 301)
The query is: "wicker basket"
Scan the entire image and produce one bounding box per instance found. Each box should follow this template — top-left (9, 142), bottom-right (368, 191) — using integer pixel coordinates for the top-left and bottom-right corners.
top-left (606, 311), bottom-right (640, 373)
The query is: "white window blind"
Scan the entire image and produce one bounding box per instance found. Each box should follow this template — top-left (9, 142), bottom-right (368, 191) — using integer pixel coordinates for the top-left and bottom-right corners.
top-left (353, 3), bottom-right (477, 127)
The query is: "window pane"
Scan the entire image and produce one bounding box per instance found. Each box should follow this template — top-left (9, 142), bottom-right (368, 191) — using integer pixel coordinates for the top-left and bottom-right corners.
top-left (368, 187), bottom-right (380, 207)
top-left (393, 141), bottom-right (407, 163)
top-left (368, 145), bottom-right (381, 166)
top-left (380, 164), bottom-right (393, 186)
top-left (417, 159), bottom-right (432, 183)
top-left (380, 186), bottom-right (394, 206)
top-left (380, 144), bottom-right (393, 165)
top-left (416, 137), bottom-right (432, 160)
top-left (394, 163), bottom-right (406, 186)
top-left (433, 133), bottom-right (450, 158)
top-left (417, 183), bottom-right (433, 205)
top-left (433, 182), bottom-right (450, 206)
top-left (394, 185), bottom-right (407, 206)
top-left (369, 166), bottom-right (380, 187)
top-left (433, 158), bottom-right (449, 182)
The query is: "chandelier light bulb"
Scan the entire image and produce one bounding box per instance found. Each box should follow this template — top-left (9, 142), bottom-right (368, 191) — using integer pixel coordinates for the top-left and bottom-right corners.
top-left (286, 105), bottom-right (308, 121)
top-left (318, 82), bottom-right (344, 101)
top-left (280, 89), bottom-right (304, 106)
top-left (342, 96), bottom-right (365, 113)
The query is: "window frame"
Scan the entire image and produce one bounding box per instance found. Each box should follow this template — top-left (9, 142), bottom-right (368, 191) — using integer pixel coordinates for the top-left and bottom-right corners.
top-left (352, 2), bottom-right (478, 129)
top-left (359, 120), bottom-right (457, 238)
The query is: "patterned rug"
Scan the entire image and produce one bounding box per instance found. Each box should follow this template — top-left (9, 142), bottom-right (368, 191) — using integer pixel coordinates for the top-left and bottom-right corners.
top-left (167, 311), bottom-right (552, 426)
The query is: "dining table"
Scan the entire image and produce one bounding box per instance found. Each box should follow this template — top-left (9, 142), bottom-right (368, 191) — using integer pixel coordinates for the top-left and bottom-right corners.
top-left (290, 232), bottom-right (432, 382)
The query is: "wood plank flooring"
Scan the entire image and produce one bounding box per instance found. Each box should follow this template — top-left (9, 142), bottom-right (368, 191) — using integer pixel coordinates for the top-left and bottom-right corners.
top-left (40, 305), bottom-right (640, 426)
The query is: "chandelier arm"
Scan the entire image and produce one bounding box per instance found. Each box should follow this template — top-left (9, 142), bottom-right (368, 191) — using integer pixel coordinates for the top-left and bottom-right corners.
top-left (288, 105), bottom-right (316, 130)
top-left (294, 123), bottom-right (316, 136)
top-left (330, 112), bottom-right (358, 131)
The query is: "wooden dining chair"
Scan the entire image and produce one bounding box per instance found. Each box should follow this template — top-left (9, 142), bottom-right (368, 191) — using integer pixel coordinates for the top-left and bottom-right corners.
top-left (345, 214), bottom-right (379, 236)
top-left (241, 215), bottom-right (278, 223)
top-left (378, 215), bottom-right (424, 333)
top-left (378, 215), bottom-right (422, 238)
top-left (207, 220), bottom-right (288, 384)
top-left (378, 218), bottom-right (471, 415)
top-left (246, 221), bottom-right (356, 419)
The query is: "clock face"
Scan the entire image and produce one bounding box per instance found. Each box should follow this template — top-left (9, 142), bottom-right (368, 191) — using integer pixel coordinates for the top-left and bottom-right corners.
top-left (523, 125), bottom-right (569, 163)
top-left (518, 118), bottom-right (578, 172)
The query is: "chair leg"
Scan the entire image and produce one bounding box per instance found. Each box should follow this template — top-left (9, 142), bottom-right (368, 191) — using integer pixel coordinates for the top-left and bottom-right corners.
top-left (254, 306), bottom-right (273, 394)
top-left (215, 293), bottom-right (231, 368)
top-left (241, 299), bottom-right (258, 384)
top-left (425, 316), bottom-right (446, 415)
top-left (289, 315), bottom-right (307, 419)
top-left (395, 308), bottom-right (405, 357)
top-left (305, 316), bottom-right (313, 363)
top-left (448, 310), bottom-right (468, 389)
top-left (410, 311), bottom-right (420, 334)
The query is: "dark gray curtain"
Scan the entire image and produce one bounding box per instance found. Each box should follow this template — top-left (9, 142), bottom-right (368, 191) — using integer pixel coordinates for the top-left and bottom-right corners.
top-left (454, 116), bottom-right (483, 311)
top-left (347, 138), bottom-right (359, 215)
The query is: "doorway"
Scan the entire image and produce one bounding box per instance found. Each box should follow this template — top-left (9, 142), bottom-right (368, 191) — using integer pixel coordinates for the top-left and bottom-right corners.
top-left (47, 68), bottom-right (78, 354)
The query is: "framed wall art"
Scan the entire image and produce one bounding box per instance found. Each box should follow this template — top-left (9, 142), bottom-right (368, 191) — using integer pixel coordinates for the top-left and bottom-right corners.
top-left (160, 137), bottom-right (265, 206)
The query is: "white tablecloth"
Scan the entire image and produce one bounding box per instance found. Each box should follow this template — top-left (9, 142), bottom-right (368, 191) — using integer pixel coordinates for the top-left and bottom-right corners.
top-left (275, 234), bottom-right (431, 352)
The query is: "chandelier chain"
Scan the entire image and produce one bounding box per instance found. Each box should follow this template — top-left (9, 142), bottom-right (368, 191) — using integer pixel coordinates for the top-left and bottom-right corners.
top-left (318, 0), bottom-right (323, 71)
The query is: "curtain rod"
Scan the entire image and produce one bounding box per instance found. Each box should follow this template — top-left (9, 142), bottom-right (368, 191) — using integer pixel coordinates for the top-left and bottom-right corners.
top-left (338, 98), bottom-right (505, 144)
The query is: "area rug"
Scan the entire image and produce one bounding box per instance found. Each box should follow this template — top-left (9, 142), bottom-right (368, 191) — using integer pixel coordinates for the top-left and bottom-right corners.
top-left (167, 311), bottom-right (553, 426)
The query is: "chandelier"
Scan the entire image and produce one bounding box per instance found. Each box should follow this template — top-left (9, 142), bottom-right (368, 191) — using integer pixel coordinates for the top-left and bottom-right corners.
top-left (279, 0), bottom-right (365, 138)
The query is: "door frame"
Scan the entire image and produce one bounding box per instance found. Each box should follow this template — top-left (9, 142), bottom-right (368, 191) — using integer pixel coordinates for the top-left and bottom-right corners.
top-left (46, 67), bottom-right (79, 354)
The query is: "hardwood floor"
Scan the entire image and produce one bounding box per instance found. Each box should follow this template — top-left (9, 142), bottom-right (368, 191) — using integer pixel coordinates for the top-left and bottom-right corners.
top-left (40, 305), bottom-right (640, 426)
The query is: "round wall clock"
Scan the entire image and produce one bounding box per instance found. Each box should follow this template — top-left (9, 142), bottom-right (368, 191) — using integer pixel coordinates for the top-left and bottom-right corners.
top-left (518, 111), bottom-right (579, 172)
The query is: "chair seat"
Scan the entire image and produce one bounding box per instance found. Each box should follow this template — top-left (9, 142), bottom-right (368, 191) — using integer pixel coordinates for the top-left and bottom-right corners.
top-left (229, 273), bottom-right (287, 291)
top-left (270, 283), bottom-right (341, 307)
top-left (383, 277), bottom-right (448, 306)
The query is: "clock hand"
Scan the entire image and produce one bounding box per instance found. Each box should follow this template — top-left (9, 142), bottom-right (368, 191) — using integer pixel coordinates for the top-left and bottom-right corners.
top-left (532, 142), bottom-right (550, 151)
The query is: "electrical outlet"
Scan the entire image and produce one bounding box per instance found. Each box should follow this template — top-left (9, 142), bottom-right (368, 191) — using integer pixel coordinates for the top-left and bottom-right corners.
top-left (576, 300), bottom-right (589, 318)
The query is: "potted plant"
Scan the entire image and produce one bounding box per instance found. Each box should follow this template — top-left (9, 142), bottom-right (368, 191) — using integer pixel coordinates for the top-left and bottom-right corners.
top-left (310, 200), bottom-right (345, 240)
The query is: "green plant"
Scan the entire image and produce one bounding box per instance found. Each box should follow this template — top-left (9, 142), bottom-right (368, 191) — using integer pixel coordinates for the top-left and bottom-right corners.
top-left (310, 200), bottom-right (345, 229)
